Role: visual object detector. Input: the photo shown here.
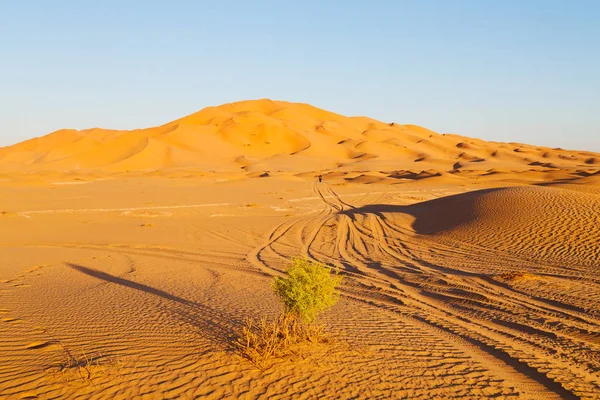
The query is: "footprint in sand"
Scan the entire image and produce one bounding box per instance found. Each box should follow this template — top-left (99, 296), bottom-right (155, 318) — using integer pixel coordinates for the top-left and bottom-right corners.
top-left (1, 265), bottom-right (48, 291)
top-left (2, 277), bottom-right (22, 284)
top-left (0, 278), bottom-right (26, 287)
top-left (24, 265), bottom-right (45, 275)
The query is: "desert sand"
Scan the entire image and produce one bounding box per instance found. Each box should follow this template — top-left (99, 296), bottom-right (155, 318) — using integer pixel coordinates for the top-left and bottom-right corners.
top-left (0, 100), bottom-right (599, 399)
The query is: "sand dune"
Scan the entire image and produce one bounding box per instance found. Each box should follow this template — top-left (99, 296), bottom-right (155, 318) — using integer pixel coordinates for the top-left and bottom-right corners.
top-left (1, 100), bottom-right (600, 398)
top-left (409, 186), bottom-right (600, 267)
top-left (1, 100), bottom-right (598, 181)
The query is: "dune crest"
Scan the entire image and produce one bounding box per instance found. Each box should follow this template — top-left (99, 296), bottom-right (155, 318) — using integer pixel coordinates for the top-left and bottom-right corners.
top-left (1, 99), bottom-right (598, 178)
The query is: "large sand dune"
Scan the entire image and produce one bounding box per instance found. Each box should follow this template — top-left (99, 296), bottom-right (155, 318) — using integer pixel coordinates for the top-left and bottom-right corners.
top-left (1, 100), bottom-right (599, 399)
top-left (1, 99), bottom-right (598, 180)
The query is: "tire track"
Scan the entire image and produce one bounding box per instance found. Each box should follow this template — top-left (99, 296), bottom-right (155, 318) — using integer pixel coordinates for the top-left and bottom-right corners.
top-left (245, 182), bottom-right (597, 399)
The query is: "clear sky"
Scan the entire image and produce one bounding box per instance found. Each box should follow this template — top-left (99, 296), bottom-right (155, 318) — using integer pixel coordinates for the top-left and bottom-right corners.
top-left (1, 1), bottom-right (598, 151)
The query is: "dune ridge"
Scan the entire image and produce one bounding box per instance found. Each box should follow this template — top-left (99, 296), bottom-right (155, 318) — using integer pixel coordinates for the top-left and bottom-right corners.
top-left (1, 99), bottom-right (598, 179)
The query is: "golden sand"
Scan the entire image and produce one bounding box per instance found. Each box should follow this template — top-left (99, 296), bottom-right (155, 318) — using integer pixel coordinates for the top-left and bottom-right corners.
top-left (0, 100), bottom-right (599, 399)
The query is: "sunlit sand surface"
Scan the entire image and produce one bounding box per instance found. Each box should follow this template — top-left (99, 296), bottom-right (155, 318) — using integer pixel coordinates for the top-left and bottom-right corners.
top-left (0, 100), bottom-right (599, 399)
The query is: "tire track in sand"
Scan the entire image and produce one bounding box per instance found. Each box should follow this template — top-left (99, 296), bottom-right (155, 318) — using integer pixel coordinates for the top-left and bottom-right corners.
top-left (245, 182), bottom-right (590, 399)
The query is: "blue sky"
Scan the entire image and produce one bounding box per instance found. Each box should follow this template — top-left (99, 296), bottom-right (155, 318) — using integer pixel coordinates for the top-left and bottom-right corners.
top-left (1, 1), bottom-right (598, 151)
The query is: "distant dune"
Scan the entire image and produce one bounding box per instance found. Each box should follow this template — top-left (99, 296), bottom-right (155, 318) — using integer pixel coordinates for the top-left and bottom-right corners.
top-left (1, 99), bottom-right (598, 179)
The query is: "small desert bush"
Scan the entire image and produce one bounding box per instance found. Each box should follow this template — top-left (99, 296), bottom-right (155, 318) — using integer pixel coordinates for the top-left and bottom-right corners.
top-left (46, 344), bottom-right (123, 386)
top-left (238, 313), bottom-right (328, 367)
top-left (273, 258), bottom-right (342, 323)
top-left (238, 258), bottom-right (341, 367)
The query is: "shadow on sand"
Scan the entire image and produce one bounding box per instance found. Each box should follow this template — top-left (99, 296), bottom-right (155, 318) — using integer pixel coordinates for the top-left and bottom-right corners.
top-left (67, 263), bottom-right (196, 306)
top-left (66, 263), bottom-right (241, 348)
top-left (339, 187), bottom-right (505, 234)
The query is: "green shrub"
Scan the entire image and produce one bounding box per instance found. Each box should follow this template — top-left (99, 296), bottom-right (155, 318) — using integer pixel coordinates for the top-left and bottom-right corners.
top-left (237, 258), bottom-right (341, 367)
top-left (272, 258), bottom-right (342, 323)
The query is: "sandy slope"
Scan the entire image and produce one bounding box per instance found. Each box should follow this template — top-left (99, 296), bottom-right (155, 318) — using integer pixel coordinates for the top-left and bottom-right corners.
top-left (1, 99), bottom-right (599, 180)
top-left (1, 100), bottom-right (600, 399)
